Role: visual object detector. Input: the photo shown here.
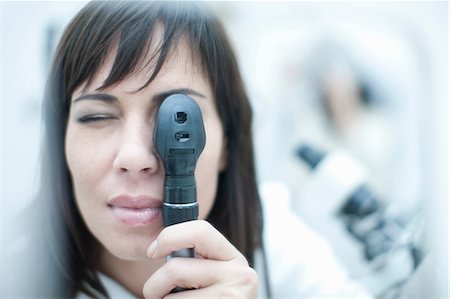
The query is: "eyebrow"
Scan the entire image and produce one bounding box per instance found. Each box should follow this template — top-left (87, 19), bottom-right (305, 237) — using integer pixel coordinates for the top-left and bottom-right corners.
top-left (73, 93), bottom-right (118, 103)
top-left (152, 88), bottom-right (206, 104)
top-left (72, 88), bottom-right (205, 104)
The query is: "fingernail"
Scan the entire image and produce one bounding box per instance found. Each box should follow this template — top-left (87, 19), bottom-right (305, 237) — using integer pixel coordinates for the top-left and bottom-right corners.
top-left (147, 240), bottom-right (157, 258)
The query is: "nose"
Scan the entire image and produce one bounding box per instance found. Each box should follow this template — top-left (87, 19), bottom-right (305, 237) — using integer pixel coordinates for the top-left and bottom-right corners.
top-left (113, 120), bottom-right (160, 177)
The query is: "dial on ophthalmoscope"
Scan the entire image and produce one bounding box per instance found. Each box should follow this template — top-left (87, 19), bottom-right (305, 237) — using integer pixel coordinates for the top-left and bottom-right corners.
top-left (154, 94), bottom-right (206, 262)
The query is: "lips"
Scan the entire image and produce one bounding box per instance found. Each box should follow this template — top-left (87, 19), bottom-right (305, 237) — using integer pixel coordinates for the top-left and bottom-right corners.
top-left (108, 195), bottom-right (162, 226)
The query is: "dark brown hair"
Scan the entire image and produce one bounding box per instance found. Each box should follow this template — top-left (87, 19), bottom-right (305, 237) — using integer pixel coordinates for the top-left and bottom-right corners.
top-left (41, 1), bottom-right (267, 297)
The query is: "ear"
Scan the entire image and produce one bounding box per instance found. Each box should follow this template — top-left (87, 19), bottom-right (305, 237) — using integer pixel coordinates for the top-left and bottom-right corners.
top-left (218, 137), bottom-right (228, 172)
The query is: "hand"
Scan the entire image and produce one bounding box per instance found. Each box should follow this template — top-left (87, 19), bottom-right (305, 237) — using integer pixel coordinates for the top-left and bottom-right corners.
top-left (143, 220), bottom-right (258, 299)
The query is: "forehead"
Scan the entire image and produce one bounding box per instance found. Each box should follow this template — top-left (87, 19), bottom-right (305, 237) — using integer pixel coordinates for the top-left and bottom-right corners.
top-left (74, 26), bottom-right (206, 97)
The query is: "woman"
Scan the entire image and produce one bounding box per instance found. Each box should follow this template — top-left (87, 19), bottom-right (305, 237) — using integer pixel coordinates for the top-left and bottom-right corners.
top-left (40, 1), bottom-right (263, 298)
top-left (9, 1), bottom-right (371, 298)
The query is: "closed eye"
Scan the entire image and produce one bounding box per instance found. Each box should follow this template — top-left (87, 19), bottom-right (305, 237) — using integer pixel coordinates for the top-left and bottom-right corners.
top-left (77, 114), bottom-right (116, 123)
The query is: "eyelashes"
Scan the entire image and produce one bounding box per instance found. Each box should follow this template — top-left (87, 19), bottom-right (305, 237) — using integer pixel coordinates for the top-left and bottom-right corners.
top-left (77, 114), bottom-right (116, 123)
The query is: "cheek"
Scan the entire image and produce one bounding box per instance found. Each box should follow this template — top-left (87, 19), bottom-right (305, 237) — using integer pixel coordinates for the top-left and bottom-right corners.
top-left (65, 125), bottom-right (115, 208)
top-left (195, 121), bottom-right (224, 219)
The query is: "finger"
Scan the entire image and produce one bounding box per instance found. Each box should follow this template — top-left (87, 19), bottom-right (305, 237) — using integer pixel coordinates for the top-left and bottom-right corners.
top-left (163, 286), bottom-right (255, 299)
top-left (148, 220), bottom-right (247, 264)
top-left (143, 257), bottom-right (225, 299)
top-left (163, 287), bottom-right (222, 299)
top-left (162, 266), bottom-right (260, 299)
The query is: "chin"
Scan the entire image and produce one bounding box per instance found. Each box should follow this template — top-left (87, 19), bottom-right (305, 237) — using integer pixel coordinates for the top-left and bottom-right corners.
top-left (100, 229), bottom-right (158, 261)
top-left (108, 241), bottom-right (152, 261)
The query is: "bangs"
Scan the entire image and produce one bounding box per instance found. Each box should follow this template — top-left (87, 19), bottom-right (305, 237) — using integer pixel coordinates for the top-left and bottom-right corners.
top-left (62, 1), bottom-right (207, 100)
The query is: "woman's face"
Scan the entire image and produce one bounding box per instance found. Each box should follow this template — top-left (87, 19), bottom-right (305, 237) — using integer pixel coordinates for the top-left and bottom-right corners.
top-left (65, 36), bottom-right (226, 260)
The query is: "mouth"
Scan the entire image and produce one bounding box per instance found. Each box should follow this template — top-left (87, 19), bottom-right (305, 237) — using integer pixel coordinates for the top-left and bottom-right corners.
top-left (108, 195), bottom-right (162, 226)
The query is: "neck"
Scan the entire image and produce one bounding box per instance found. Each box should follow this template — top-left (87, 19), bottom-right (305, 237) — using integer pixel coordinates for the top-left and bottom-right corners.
top-left (98, 248), bottom-right (165, 298)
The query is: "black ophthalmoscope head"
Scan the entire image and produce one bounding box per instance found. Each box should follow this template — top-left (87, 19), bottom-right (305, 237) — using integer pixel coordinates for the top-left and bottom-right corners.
top-left (154, 94), bottom-right (206, 178)
top-left (154, 94), bottom-right (206, 288)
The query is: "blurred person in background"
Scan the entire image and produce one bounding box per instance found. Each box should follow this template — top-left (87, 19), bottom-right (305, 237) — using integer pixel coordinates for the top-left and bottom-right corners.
top-left (296, 40), bottom-right (394, 198)
top-left (281, 37), bottom-right (424, 296)
top-left (2, 1), bottom-right (372, 298)
top-left (245, 24), bottom-right (426, 296)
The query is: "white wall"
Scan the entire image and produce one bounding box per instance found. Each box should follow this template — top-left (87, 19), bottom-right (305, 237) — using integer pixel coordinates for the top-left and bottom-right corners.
top-left (1, 1), bottom-right (86, 217)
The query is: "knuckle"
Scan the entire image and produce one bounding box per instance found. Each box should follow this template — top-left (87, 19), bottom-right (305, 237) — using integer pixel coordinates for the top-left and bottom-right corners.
top-left (236, 253), bottom-right (250, 266)
top-left (197, 219), bottom-right (212, 231)
top-left (219, 265), bottom-right (259, 298)
top-left (238, 267), bottom-right (259, 287)
top-left (236, 267), bottom-right (259, 298)
top-left (195, 219), bottom-right (213, 236)
top-left (230, 251), bottom-right (249, 266)
top-left (164, 258), bottom-right (181, 279)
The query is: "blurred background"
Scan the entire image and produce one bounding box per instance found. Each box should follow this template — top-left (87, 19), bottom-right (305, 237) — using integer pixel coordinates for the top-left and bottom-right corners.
top-left (1, 1), bottom-right (448, 298)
